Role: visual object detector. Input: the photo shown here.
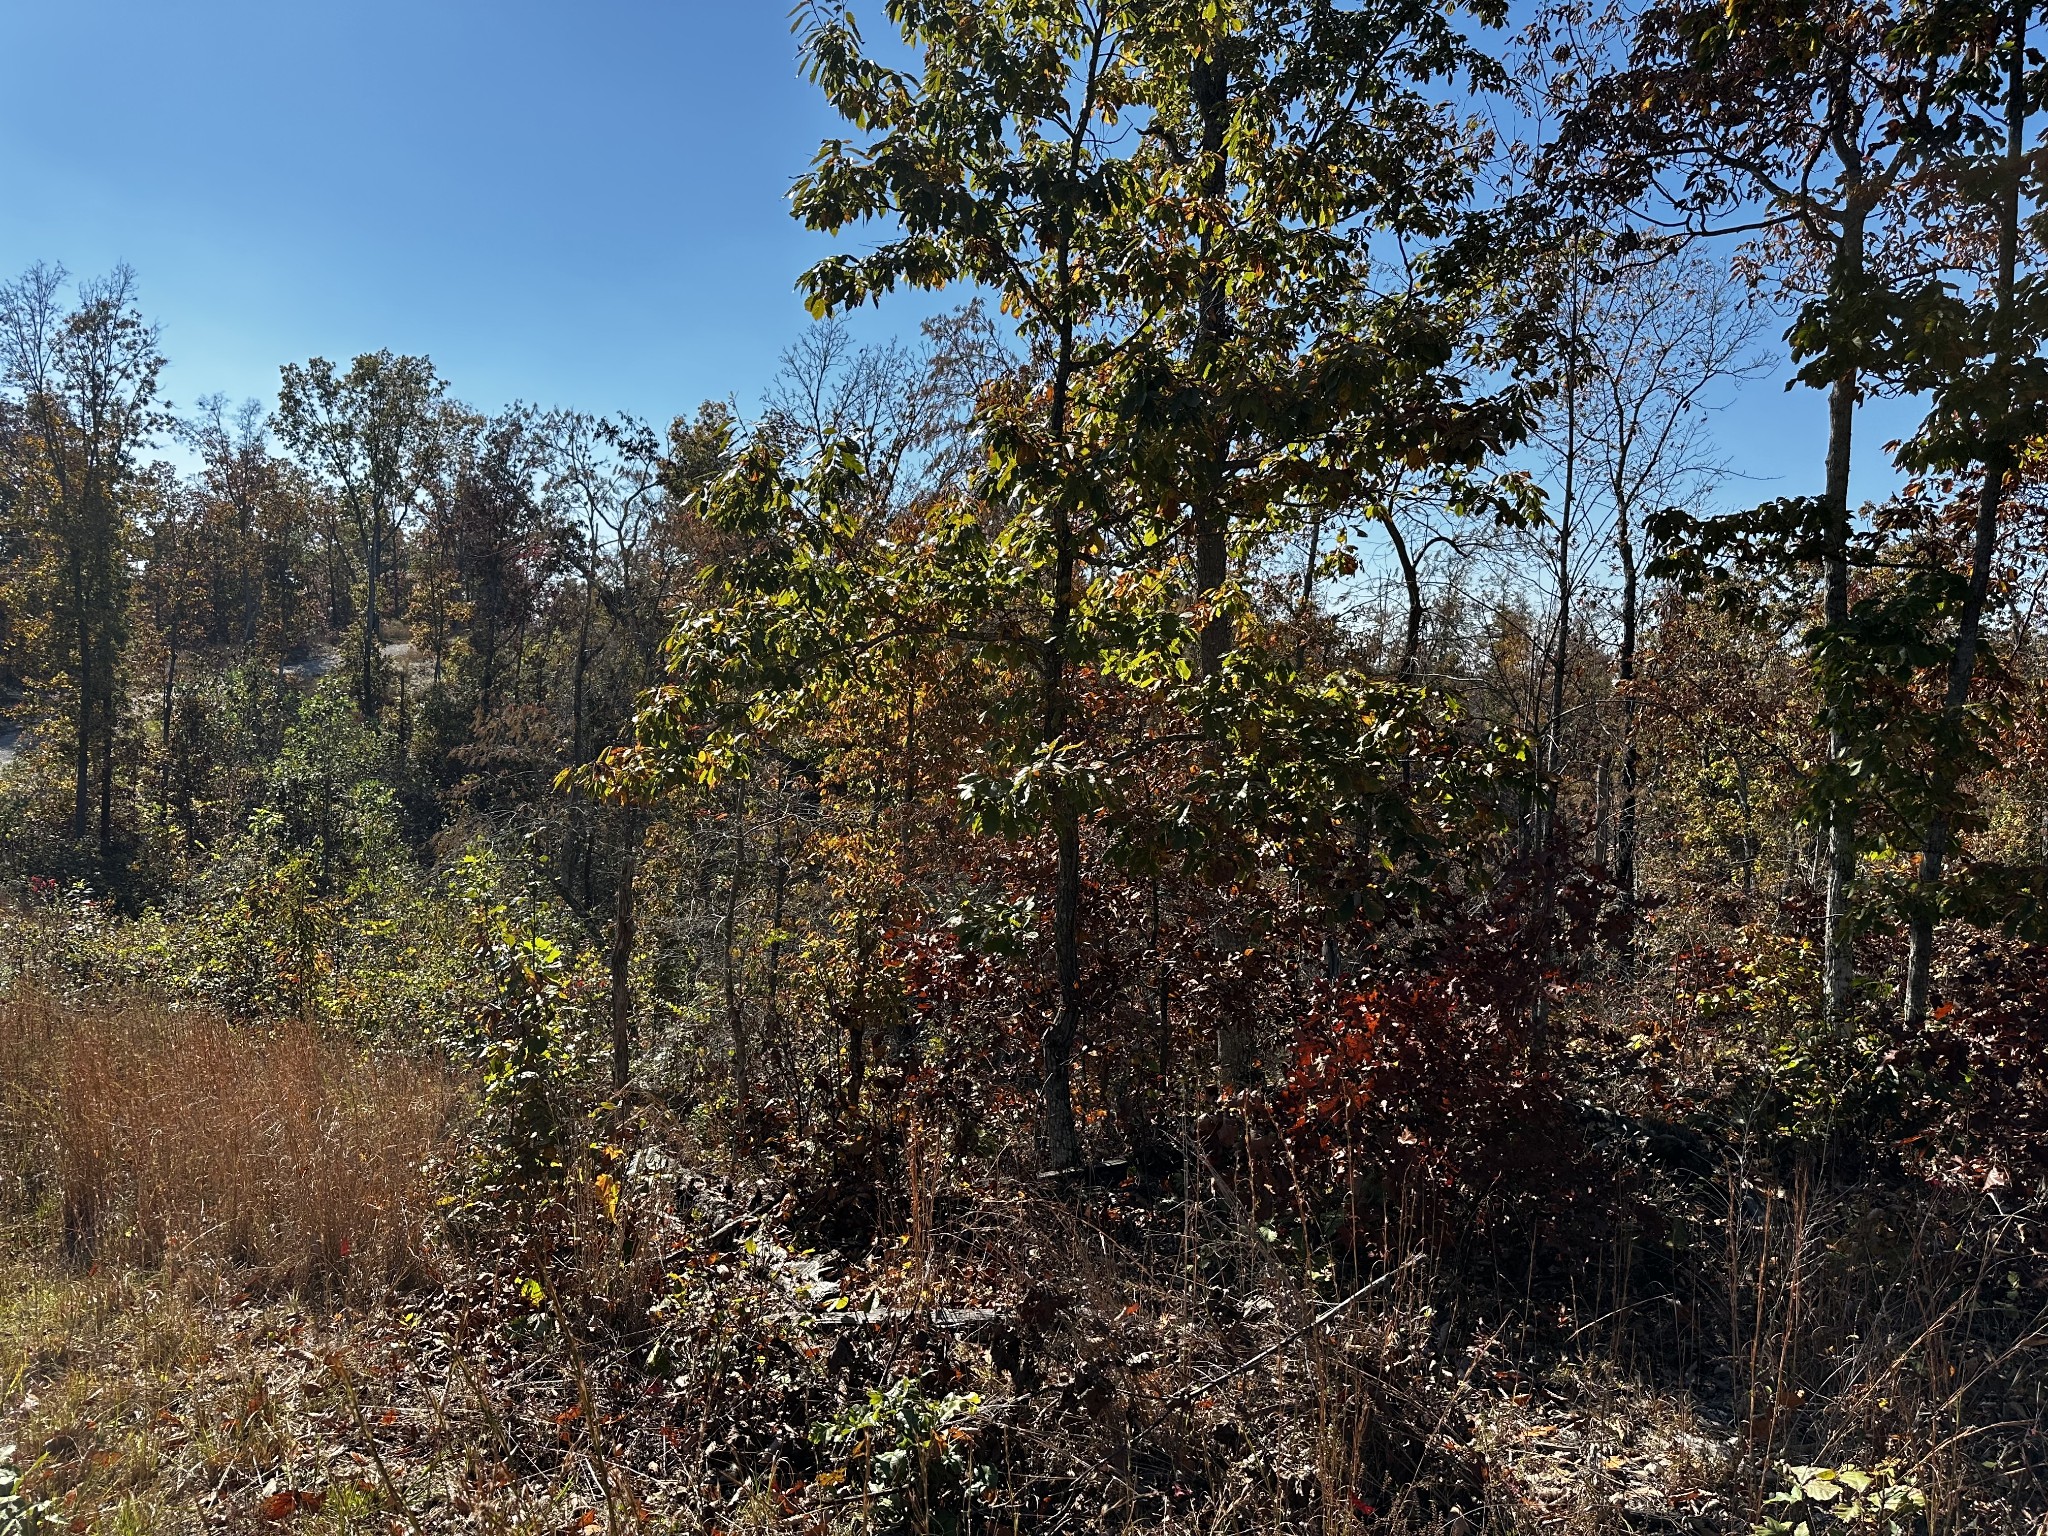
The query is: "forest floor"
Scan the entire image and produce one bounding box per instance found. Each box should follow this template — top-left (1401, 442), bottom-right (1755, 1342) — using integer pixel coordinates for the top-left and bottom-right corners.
top-left (2, 993), bottom-right (2043, 1534)
top-left (0, 1188), bottom-right (1760, 1536)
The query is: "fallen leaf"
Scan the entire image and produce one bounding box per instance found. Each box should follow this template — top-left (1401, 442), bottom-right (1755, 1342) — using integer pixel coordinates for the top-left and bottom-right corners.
top-left (257, 1491), bottom-right (298, 1522)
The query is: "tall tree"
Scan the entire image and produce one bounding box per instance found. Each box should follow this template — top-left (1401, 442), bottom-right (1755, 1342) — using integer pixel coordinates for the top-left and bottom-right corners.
top-left (1122, 0), bottom-right (1536, 1079)
top-left (1555, 243), bottom-right (1765, 956)
top-left (794, 0), bottom-right (1152, 1169)
top-left (787, 0), bottom-right (1536, 1158)
top-left (184, 396), bottom-right (292, 655)
top-left (1899, 0), bottom-right (2045, 1023)
top-left (276, 352), bottom-right (446, 722)
top-left (1553, 0), bottom-right (1944, 1023)
top-left (0, 263), bottom-right (167, 855)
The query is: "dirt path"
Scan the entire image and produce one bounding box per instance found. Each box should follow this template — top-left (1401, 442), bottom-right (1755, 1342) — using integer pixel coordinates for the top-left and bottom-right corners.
top-left (281, 635), bottom-right (432, 690)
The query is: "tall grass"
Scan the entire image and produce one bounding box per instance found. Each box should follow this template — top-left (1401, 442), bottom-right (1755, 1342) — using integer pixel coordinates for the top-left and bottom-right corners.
top-left (0, 989), bottom-right (455, 1290)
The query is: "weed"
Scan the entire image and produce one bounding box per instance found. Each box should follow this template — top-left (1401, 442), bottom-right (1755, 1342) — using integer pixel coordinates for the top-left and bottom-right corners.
top-left (0, 1444), bottom-right (51, 1535)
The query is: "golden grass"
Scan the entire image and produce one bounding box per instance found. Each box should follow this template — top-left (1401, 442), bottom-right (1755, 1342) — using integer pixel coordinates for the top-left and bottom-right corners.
top-left (0, 1253), bottom-right (434, 1536)
top-left (0, 990), bottom-right (455, 1292)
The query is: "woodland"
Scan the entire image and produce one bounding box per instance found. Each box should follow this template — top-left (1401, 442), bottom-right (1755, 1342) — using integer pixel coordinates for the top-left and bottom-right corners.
top-left (3, 1), bottom-right (2048, 1532)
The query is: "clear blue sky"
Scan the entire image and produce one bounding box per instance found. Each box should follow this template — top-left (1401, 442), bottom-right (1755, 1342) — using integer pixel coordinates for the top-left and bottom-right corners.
top-left (0, 0), bottom-right (930, 426)
top-left (0, 0), bottom-right (1913, 502)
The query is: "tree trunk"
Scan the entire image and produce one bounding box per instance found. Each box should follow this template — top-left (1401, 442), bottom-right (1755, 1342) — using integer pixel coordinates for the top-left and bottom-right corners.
top-left (1301, 506), bottom-right (1323, 614)
top-left (610, 847), bottom-right (637, 1090)
top-left (1040, 324), bottom-right (1085, 1172)
top-left (1192, 50), bottom-right (1233, 683)
top-left (1041, 810), bottom-right (1084, 1169)
top-left (1594, 753), bottom-right (1611, 869)
top-left (1904, 1), bottom-right (2026, 1026)
top-left (1821, 210), bottom-right (1866, 1029)
top-left (362, 513), bottom-right (383, 721)
top-left (1192, 51), bottom-right (1262, 1090)
top-left (768, 780), bottom-right (788, 1024)
top-left (96, 651), bottom-right (115, 859)
top-left (160, 603), bottom-right (180, 824)
top-left (1545, 327), bottom-right (1578, 837)
top-left (566, 549), bottom-right (597, 905)
top-left (1384, 511), bottom-right (1424, 684)
top-left (1532, 298), bottom-right (1580, 1061)
top-left (240, 514), bottom-right (260, 652)
top-left (724, 809), bottom-right (749, 1104)
top-left (72, 600), bottom-right (92, 844)
top-left (1616, 492), bottom-right (1640, 969)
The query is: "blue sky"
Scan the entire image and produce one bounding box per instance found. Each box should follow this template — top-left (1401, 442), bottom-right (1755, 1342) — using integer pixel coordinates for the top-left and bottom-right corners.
top-left (0, 1), bottom-right (922, 424)
top-left (0, 0), bottom-right (1914, 504)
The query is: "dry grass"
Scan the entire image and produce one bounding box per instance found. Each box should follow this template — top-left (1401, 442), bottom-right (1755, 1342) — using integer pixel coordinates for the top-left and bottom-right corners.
top-left (0, 989), bottom-right (455, 1292)
top-left (0, 1252), bottom-right (518, 1536)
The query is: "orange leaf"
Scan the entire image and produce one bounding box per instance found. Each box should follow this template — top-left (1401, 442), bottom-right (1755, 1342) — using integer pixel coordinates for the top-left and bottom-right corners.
top-left (257, 1491), bottom-right (299, 1522)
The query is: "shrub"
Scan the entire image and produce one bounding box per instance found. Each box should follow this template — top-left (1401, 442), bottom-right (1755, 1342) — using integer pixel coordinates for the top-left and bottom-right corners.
top-left (1260, 979), bottom-right (1592, 1249)
top-left (810, 1376), bottom-right (987, 1534)
top-left (1759, 1462), bottom-right (1926, 1536)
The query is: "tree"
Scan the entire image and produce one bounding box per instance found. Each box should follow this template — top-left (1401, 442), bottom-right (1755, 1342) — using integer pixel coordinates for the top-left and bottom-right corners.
top-left (134, 464), bottom-right (205, 829)
top-left (1547, 243), bottom-right (1766, 953)
top-left (183, 395), bottom-right (296, 656)
top-left (1896, 0), bottom-right (2046, 1023)
top-left (1109, 0), bottom-right (1539, 1076)
top-left (793, 0), bottom-right (1156, 1168)
top-left (1552, 0), bottom-right (1948, 1023)
top-left (792, 0), bottom-right (1539, 1157)
top-left (0, 263), bottom-right (167, 856)
top-left (276, 352), bottom-right (446, 723)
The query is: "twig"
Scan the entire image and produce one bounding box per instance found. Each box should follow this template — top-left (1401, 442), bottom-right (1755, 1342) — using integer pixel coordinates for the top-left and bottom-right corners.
top-left (1135, 1252), bottom-right (1425, 1438)
top-left (330, 1355), bottom-right (422, 1536)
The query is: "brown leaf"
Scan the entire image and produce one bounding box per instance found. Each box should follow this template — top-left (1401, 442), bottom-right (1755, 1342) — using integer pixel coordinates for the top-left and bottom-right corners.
top-left (257, 1491), bottom-right (299, 1522)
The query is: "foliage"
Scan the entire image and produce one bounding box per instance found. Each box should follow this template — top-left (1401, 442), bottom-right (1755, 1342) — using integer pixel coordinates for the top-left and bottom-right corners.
top-left (462, 855), bottom-right (596, 1190)
top-left (1264, 977), bottom-right (1590, 1245)
top-left (1758, 1462), bottom-right (1926, 1536)
top-left (8, 11), bottom-right (2048, 1531)
top-left (809, 1377), bottom-right (987, 1535)
top-left (0, 1446), bottom-right (48, 1536)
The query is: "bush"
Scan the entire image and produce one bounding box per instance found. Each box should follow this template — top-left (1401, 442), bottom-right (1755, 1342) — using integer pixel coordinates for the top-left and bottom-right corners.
top-left (1259, 979), bottom-right (1593, 1250)
top-left (810, 1376), bottom-right (987, 1535)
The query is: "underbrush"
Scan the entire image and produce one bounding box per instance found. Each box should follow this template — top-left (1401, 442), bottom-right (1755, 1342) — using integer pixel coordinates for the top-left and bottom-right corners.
top-left (332, 1109), bottom-right (2045, 1536)
top-left (1, 944), bottom-right (2045, 1533)
top-left (0, 989), bottom-right (456, 1291)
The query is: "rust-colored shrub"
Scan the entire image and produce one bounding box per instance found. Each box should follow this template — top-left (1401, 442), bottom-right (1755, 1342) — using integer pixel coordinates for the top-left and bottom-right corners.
top-left (1255, 980), bottom-right (1596, 1250)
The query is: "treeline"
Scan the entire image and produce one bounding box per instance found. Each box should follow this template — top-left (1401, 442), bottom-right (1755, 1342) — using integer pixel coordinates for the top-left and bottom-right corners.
top-left (0, 263), bottom-right (714, 902)
top-left (3, 0), bottom-right (2047, 1197)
